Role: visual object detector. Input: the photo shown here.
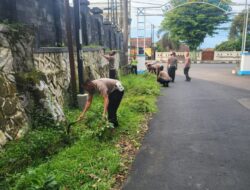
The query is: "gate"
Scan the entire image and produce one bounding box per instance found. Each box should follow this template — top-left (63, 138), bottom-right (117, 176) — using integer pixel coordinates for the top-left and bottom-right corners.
top-left (202, 51), bottom-right (214, 61)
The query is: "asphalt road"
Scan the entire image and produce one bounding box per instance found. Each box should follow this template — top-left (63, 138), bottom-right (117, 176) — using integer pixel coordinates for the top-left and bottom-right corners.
top-left (123, 64), bottom-right (250, 190)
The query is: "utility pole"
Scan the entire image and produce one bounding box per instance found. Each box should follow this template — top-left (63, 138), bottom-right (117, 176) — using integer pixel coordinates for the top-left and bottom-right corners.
top-left (151, 24), bottom-right (155, 59)
top-left (119, 0), bottom-right (123, 29)
top-left (128, 0), bottom-right (131, 58)
top-left (111, 0), bottom-right (114, 24)
top-left (143, 14), bottom-right (146, 55)
top-left (73, 0), bottom-right (84, 93)
top-left (65, 0), bottom-right (77, 106)
top-left (115, 0), bottom-right (118, 26)
top-left (136, 8), bottom-right (146, 55)
top-left (122, 0), bottom-right (129, 65)
top-left (108, 0), bottom-right (110, 21)
top-left (243, 0), bottom-right (249, 52)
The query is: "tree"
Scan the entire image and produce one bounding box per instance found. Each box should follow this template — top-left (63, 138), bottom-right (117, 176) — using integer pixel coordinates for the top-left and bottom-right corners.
top-left (160, 0), bottom-right (231, 50)
top-left (215, 8), bottom-right (250, 51)
top-left (215, 39), bottom-right (241, 51)
top-left (215, 35), bottom-right (250, 51)
top-left (156, 29), bottom-right (180, 51)
top-left (229, 9), bottom-right (250, 40)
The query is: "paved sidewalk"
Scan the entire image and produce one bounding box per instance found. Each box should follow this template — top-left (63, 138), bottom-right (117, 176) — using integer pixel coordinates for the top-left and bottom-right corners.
top-left (123, 64), bottom-right (250, 190)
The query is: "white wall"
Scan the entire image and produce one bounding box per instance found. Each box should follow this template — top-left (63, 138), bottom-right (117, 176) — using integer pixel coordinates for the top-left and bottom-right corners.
top-left (156, 51), bottom-right (241, 63)
top-left (214, 51), bottom-right (241, 61)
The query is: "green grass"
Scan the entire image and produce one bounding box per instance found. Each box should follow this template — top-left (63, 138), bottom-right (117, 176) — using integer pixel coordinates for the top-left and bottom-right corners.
top-left (0, 73), bottom-right (160, 190)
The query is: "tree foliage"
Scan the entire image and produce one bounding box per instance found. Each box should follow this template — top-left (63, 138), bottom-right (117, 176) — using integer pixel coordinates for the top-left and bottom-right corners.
top-left (215, 39), bottom-right (241, 51)
top-left (156, 30), bottom-right (180, 51)
top-left (160, 0), bottom-right (231, 50)
top-left (229, 9), bottom-right (250, 40)
top-left (215, 8), bottom-right (249, 51)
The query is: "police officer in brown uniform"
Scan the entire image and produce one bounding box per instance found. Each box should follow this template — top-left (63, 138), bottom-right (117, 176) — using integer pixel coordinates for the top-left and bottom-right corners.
top-left (77, 78), bottom-right (124, 127)
top-left (102, 51), bottom-right (117, 79)
top-left (167, 52), bottom-right (178, 82)
top-left (157, 65), bottom-right (172, 87)
top-left (184, 52), bottom-right (191, 81)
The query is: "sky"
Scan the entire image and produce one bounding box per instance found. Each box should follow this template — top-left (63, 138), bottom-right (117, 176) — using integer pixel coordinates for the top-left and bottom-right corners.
top-left (75, 0), bottom-right (247, 49)
top-left (129, 0), bottom-right (247, 49)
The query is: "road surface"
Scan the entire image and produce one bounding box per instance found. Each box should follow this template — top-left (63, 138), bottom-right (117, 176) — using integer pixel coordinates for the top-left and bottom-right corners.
top-left (123, 64), bottom-right (250, 190)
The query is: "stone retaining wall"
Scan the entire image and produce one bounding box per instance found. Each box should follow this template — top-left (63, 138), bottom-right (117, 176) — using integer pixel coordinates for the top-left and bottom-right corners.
top-left (0, 25), bottom-right (30, 147)
top-left (0, 24), bottom-right (120, 147)
top-left (82, 49), bottom-right (120, 80)
top-left (33, 52), bottom-right (71, 122)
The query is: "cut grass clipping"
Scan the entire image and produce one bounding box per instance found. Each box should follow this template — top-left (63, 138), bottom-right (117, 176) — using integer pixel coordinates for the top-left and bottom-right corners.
top-left (0, 73), bottom-right (160, 190)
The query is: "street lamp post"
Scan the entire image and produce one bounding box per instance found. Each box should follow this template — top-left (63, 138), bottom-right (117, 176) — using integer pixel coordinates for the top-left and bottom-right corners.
top-left (122, 0), bottom-right (129, 65)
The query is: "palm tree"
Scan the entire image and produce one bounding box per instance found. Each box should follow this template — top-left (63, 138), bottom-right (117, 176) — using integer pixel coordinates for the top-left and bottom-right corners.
top-left (156, 29), bottom-right (180, 51)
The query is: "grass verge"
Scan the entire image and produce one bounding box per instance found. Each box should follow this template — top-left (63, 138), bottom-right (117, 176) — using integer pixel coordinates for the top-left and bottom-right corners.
top-left (0, 73), bottom-right (160, 190)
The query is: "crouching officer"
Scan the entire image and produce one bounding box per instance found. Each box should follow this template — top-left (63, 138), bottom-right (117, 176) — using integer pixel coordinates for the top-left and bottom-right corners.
top-left (157, 65), bottom-right (172, 87)
top-left (77, 78), bottom-right (124, 127)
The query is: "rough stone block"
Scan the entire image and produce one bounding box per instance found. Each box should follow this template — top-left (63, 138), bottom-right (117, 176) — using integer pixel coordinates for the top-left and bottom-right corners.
top-left (0, 130), bottom-right (7, 146)
top-left (0, 33), bottom-right (10, 48)
top-left (0, 97), bottom-right (4, 108)
top-left (0, 110), bottom-right (4, 121)
top-left (0, 48), bottom-right (13, 73)
top-left (0, 78), bottom-right (9, 98)
top-left (2, 97), bottom-right (17, 116)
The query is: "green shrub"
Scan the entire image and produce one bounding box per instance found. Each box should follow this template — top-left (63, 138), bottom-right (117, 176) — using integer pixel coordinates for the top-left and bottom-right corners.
top-left (0, 129), bottom-right (67, 181)
top-left (14, 171), bottom-right (59, 190)
top-left (122, 74), bottom-right (160, 96)
top-left (126, 96), bottom-right (156, 113)
top-left (14, 70), bottom-right (46, 87)
top-left (29, 106), bottom-right (60, 130)
top-left (91, 118), bottom-right (115, 140)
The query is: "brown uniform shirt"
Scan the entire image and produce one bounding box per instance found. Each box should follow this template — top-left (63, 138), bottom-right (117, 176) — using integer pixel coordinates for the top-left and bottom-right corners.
top-left (151, 63), bottom-right (161, 72)
top-left (91, 78), bottom-right (121, 96)
top-left (158, 71), bottom-right (172, 81)
top-left (153, 64), bottom-right (161, 69)
top-left (168, 56), bottom-right (178, 68)
top-left (185, 57), bottom-right (191, 68)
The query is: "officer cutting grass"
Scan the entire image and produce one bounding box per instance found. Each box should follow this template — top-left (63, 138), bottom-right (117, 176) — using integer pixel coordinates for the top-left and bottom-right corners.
top-left (76, 78), bottom-right (124, 128)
